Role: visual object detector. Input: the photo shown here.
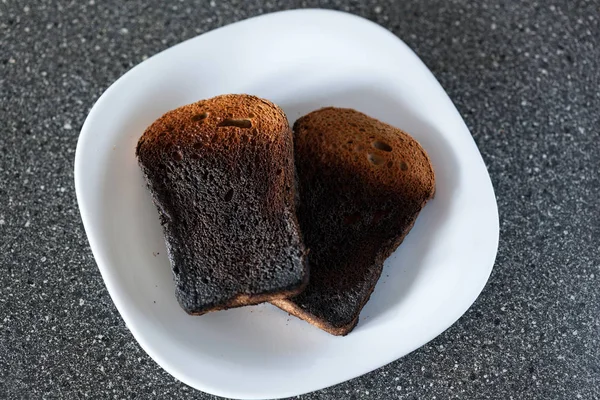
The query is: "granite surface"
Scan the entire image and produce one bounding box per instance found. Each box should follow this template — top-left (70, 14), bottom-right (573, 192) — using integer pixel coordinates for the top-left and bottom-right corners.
top-left (1, 0), bottom-right (599, 399)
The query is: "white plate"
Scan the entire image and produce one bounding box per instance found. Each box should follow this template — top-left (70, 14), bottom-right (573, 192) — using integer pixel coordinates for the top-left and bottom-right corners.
top-left (75, 9), bottom-right (499, 400)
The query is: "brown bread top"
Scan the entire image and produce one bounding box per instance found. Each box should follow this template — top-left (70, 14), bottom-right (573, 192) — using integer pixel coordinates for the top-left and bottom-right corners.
top-left (272, 107), bottom-right (435, 335)
top-left (136, 94), bottom-right (308, 315)
top-left (137, 95), bottom-right (290, 151)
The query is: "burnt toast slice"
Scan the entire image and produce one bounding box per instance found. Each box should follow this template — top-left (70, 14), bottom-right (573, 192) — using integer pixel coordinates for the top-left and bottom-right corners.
top-left (136, 94), bottom-right (308, 315)
top-left (271, 107), bottom-right (435, 335)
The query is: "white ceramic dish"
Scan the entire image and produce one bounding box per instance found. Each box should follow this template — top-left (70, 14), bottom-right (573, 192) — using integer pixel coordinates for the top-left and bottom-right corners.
top-left (75, 9), bottom-right (499, 400)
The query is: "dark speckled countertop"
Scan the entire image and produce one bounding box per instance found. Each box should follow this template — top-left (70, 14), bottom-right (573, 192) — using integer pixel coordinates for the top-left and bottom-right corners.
top-left (1, 1), bottom-right (599, 399)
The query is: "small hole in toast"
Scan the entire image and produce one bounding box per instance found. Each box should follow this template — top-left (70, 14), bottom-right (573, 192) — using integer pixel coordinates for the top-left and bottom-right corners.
top-left (224, 188), bottom-right (234, 202)
top-left (387, 160), bottom-right (393, 168)
top-left (191, 112), bottom-right (209, 121)
top-left (193, 142), bottom-right (203, 149)
top-left (367, 153), bottom-right (385, 165)
top-left (372, 140), bottom-right (393, 152)
top-left (173, 151), bottom-right (183, 161)
top-left (372, 209), bottom-right (390, 224)
top-left (218, 118), bottom-right (253, 129)
top-left (399, 161), bottom-right (409, 171)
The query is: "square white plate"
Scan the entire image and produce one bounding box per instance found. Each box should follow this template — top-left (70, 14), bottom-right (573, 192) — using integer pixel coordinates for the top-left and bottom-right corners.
top-left (75, 9), bottom-right (499, 400)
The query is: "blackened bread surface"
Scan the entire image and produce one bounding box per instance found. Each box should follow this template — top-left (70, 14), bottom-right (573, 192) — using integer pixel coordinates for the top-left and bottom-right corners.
top-left (136, 94), bottom-right (308, 315)
top-left (271, 107), bottom-right (435, 335)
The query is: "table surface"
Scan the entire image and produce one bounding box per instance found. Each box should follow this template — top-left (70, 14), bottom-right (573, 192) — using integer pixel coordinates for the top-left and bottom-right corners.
top-left (1, 0), bottom-right (599, 399)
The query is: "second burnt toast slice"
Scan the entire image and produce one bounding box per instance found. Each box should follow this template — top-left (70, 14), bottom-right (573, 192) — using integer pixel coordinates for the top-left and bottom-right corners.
top-left (271, 107), bottom-right (435, 335)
